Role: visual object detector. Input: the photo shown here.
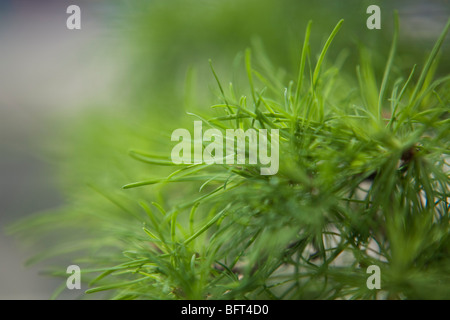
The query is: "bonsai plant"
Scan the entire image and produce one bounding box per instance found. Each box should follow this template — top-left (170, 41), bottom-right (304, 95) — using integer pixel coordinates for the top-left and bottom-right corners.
top-left (9, 2), bottom-right (450, 300)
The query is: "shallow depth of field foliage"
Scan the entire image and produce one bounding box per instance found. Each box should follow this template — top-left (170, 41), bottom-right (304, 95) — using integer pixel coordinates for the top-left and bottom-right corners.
top-left (9, 0), bottom-right (450, 299)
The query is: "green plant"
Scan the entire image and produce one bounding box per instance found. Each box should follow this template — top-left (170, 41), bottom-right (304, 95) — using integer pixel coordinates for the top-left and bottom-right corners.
top-left (9, 12), bottom-right (450, 300)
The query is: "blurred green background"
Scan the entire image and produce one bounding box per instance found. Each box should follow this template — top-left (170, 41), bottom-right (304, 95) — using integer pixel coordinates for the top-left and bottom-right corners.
top-left (0, 0), bottom-right (448, 299)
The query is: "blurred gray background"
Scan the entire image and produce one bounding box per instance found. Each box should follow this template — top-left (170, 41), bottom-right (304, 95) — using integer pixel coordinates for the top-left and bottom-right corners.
top-left (0, 0), bottom-right (115, 299)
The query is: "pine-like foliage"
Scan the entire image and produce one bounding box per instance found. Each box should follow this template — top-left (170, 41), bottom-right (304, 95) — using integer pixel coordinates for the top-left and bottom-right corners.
top-left (9, 8), bottom-right (450, 300)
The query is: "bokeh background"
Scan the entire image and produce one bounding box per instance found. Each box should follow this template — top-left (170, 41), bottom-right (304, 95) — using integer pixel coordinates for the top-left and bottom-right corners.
top-left (0, 0), bottom-right (448, 299)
